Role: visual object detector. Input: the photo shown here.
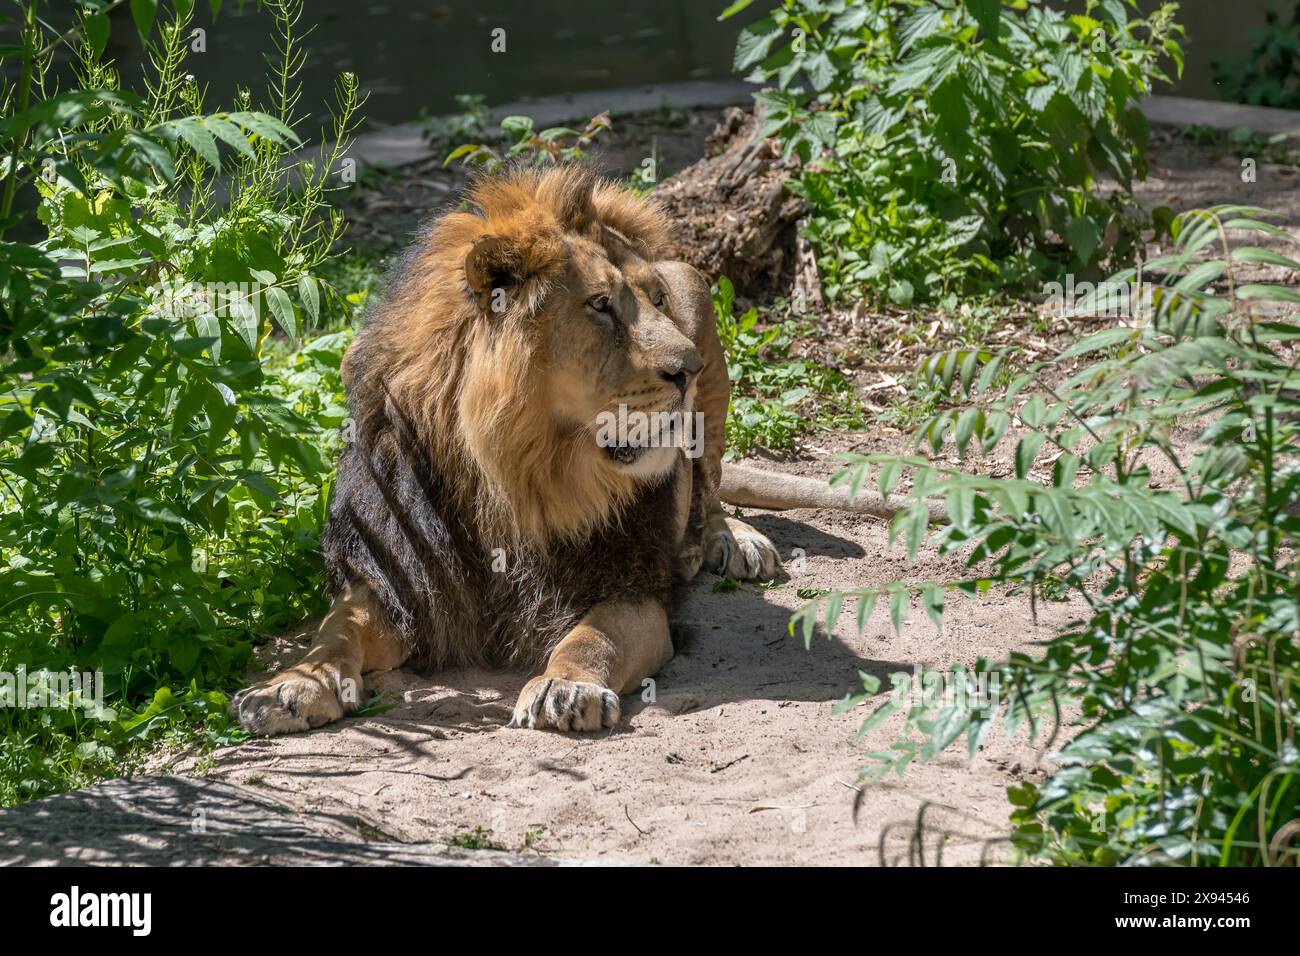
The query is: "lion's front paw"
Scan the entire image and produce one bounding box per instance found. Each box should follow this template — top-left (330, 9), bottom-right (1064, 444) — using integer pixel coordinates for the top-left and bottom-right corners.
top-left (230, 663), bottom-right (359, 735)
top-left (508, 676), bottom-right (620, 732)
top-left (706, 516), bottom-right (780, 580)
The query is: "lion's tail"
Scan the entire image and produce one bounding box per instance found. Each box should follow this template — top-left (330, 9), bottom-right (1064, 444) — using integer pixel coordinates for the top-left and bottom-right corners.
top-left (717, 462), bottom-right (947, 523)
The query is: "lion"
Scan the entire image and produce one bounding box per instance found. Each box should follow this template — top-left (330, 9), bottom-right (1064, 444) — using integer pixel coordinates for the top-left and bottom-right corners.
top-left (230, 164), bottom-right (906, 736)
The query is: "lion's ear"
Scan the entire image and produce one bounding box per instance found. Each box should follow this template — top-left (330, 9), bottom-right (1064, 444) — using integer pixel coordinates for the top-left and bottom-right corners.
top-left (464, 234), bottom-right (519, 303)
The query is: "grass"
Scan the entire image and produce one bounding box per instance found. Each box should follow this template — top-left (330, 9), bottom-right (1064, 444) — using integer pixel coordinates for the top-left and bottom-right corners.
top-left (450, 825), bottom-right (505, 850)
top-left (714, 279), bottom-right (863, 458)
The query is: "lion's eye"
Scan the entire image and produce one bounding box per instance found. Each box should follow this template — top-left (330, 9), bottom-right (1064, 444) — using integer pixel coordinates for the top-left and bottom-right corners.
top-left (652, 290), bottom-right (666, 309)
top-left (587, 294), bottom-right (611, 314)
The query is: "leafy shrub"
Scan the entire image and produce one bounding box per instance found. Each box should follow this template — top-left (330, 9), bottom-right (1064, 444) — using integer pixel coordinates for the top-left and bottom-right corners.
top-left (723, 0), bottom-right (1184, 305)
top-left (0, 0), bottom-right (357, 803)
top-left (419, 93), bottom-right (492, 149)
top-left (713, 276), bottom-right (861, 457)
top-left (1213, 2), bottom-right (1300, 109)
top-left (796, 206), bottom-right (1300, 865)
top-left (445, 111), bottom-right (612, 171)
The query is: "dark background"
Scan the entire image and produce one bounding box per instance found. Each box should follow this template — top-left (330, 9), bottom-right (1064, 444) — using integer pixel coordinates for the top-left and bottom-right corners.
top-left (15, 0), bottom-right (1280, 142)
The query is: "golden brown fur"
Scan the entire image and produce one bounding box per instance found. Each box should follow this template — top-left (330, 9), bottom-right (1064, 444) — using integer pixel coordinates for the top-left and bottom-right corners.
top-left (344, 167), bottom-right (675, 547)
top-left (231, 165), bottom-right (780, 735)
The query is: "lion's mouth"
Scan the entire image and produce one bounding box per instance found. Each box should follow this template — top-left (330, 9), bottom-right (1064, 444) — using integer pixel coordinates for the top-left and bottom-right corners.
top-left (604, 443), bottom-right (645, 465)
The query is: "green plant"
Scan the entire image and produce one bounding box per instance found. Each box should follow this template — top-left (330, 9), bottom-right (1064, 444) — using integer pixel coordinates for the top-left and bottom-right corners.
top-left (795, 205), bottom-right (1300, 865)
top-left (0, 0), bottom-right (358, 804)
top-left (444, 111), bottom-right (612, 171)
top-left (450, 825), bottom-right (506, 851)
top-left (713, 276), bottom-right (861, 457)
top-left (722, 0), bottom-right (1183, 305)
top-left (419, 92), bottom-right (491, 149)
top-left (1213, 2), bottom-right (1300, 109)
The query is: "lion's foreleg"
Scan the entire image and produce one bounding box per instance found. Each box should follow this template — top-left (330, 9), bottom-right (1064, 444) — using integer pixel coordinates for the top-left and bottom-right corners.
top-left (231, 583), bottom-right (409, 734)
top-left (509, 597), bottom-right (673, 732)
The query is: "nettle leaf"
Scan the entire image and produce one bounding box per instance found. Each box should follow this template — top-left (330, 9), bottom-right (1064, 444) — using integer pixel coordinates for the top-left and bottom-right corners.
top-left (966, 0), bottom-right (1002, 42)
top-left (887, 44), bottom-right (961, 97)
top-left (803, 51), bottom-right (837, 91)
top-left (735, 17), bottom-right (782, 72)
top-left (899, 5), bottom-right (945, 53)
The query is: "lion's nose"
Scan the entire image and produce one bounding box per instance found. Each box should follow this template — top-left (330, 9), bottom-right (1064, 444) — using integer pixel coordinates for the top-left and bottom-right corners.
top-left (660, 350), bottom-right (703, 394)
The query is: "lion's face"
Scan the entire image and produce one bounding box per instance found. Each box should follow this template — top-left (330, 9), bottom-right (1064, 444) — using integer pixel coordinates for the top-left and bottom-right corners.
top-left (362, 166), bottom-right (711, 545)
top-left (541, 237), bottom-right (703, 481)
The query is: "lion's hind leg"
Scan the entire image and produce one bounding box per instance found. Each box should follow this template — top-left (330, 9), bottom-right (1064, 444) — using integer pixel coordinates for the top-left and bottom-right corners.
top-left (231, 583), bottom-right (408, 735)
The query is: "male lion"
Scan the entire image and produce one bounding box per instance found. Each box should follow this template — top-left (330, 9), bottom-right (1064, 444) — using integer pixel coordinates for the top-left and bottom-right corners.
top-left (231, 165), bottom-right (790, 735)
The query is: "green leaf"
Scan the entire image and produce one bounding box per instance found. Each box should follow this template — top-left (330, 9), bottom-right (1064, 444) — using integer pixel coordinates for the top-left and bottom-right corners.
top-left (1015, 433), bottom-right (1045, 479)
top-left (298, 275), bottom-right (320, 327)
top-left (1238, 284), bottom-right (1300, 304)
top-left (718, 0), bottom-right (755, 19)
top-left (855, 591), bottom-right (878, 635)
top-left (922, 586), bottom-right (944, 631)
top-left (130, 0), bottom-right (158, 45)
top-left (1057, 326), bottom-right (1134, 359)
top-left (83, 13), bottom-right (110, 58)
top-left (1066, 215), bottom-right (1102, 264)
top-left (804, 52), bottom-right (836, 92)
top-left (735, 17), bottom-right (781, 72)
top-left (878, 461), bottom-right (902, 498)
top-left (967, 0), bottom-right (1002, 42)
top-left (264, 286), bottom-right (298, 346)
top-left (889, 587), bottom-right (908, 634)
top-left (227, 110), bottom-right (301, 146)
top-left (904, 504), bottom-right (928, 563)
top-left (823, 591), bottom-right (843, 636)
top-left (899, 6), bottom-right (944, 54)
top-left (947, 484), bottom-right (975, 530)
top-left (207, 115), bottom-right (257, 159)
top-left (174, 118), bottom-right (220, 171)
